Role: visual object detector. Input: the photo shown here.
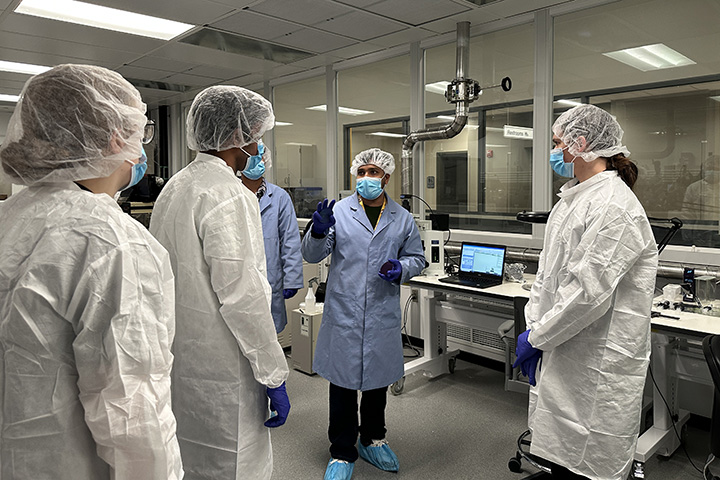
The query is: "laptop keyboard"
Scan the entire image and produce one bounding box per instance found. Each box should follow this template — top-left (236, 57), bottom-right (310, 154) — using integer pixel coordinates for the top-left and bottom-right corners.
top-left (439, 276), bottom-right (499, 289)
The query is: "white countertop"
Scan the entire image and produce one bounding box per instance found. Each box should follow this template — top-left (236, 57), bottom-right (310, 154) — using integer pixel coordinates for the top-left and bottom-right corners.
top-left (408, 274), bottom-right (535, 299)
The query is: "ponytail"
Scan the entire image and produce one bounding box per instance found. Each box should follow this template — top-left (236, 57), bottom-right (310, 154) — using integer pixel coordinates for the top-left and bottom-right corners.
top-left (607, 154), bottom-right (638, 189)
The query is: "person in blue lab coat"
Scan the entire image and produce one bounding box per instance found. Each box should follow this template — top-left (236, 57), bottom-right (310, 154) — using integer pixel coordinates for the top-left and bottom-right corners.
top-left (240, 144), bottom-right (304, 333)
top-left (302, 148), bottom-right (425, 480)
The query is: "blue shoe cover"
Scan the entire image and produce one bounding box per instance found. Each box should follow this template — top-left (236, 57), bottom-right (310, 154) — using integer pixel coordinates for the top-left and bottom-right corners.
top-left (358, 439), bottom-right (399, 472)
top-left (324, 458), bottom-right (354, 480)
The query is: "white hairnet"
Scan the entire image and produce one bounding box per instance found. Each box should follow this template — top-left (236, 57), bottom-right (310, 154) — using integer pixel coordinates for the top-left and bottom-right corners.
top-left (0, 64), bottom-right (147, 186)
top-left (186, 86), bottom-right (275, 152)
top-left (552, 104), bottom-right (630, 162)
top-left (350, 148), bottom-right (395, 176)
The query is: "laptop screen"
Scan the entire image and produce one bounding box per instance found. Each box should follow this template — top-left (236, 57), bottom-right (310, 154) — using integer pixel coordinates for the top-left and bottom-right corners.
top-left (459, 243), bottom-right (506, 278)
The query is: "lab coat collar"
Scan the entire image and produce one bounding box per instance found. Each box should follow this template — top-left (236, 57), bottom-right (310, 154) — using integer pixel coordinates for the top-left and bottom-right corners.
top-left (349, 191), bottom-right (397, 235)
top-left (259, 182), bottom-right (273, 213)
top-left (557, 169), bottom-right (618, 199)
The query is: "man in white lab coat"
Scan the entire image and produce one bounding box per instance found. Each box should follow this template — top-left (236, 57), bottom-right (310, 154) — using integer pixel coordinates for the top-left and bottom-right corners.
top-left (150, 86), bottom-right (290, 480)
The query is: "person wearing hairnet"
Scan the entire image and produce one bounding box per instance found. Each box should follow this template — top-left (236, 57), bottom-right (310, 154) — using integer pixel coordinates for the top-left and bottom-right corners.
top-left (240, 151), bottom-right (303, 333)
top-left (0, 64), bottom-right (182, 479)
top-left (302, 148), bottom-right (425, 480)
top-left (514, 104), bottom-right (658, 480)
top-left (149, 85), bottom-right (290, 480)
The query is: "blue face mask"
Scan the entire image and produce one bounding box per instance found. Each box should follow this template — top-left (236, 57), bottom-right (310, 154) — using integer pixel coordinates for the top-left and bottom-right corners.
top-left (356, 177), bottom-right (384, 200)
top-left (121, 147), bottom-right (148, 191)
top-left (241, 142), bottom-right (266, 180)
top-left (550, 147), bottom-right (574, 178)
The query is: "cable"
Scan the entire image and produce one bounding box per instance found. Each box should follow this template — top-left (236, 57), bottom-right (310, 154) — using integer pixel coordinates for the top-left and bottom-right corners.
top-left (647, 365), bottom-right (704, 474)
top-left (400, 193), bottom-right (435, 217)
top-left (402, 293), bottom-right (421, 358)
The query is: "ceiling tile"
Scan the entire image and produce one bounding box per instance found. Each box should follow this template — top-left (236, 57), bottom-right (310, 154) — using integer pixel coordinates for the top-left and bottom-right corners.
top-left (183, 64), bottom-right (254, 80)
top-left (313, 11), bottom-right (406, 41)
top-left (250, 0), bottom-right (353, 25)
top-left (287, 53), bottom-right (343, 69)
top-left (211, 10), bottom-right (302, 40)
top-left (161, 72), bottom-right (223, 87)
top-left (333, 0), bottom-right (384, 7)
top-left (129, 56), bottom-right (198, 73)
top-left (117, 65), bottom-right (180, 82)
top-left (271, 28), bottom-right (355, 54)
top-left (82, 0), bottom-right (233, 26)
top-left (421, 8), bottom-right (503, 34)
top-left (368, 27), bottom-right (438, 48)
top-left (153, 42), bottom-right (279, 73)
top-left (0, 30), bottom-right (138, 67)
top-left (364, 0), bottom-right (470, 26)
top-left (327, 42), bottom-right (385, 60)
top-left (5, 13), bottom-right (165, 54)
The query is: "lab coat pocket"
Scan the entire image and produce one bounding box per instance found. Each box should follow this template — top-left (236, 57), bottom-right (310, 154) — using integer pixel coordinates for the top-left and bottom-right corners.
top-left (327, 290), bottom-right (361, 328)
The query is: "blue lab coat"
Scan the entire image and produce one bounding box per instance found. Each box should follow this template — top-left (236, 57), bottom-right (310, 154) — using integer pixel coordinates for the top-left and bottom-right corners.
top-left (301, 192), bottom-right (425, 391)
top-left (260, 182), bottom-right (304, 333)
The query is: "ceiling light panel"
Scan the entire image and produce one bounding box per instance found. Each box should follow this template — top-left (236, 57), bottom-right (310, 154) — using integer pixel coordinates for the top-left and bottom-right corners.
top-left (0, 59), bottom-right (51, 75)
top-left (0, 94), bottom-right (21, 102)
top-left (250, 0), bottom-right (353, 26)
top-left (15, 0), bottom-right (195, 40)
top-left (603, 43), bottom-right (696, 72)
top-left (363, 0), bottom-right (469, 27)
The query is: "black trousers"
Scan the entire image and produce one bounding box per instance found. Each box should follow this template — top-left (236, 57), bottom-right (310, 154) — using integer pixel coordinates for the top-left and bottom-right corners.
top-left (328, 382), bottom-right (388, 462)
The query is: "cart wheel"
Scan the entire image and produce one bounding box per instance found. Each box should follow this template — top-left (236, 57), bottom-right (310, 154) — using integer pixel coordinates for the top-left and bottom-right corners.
top-left (448, 357), bottom-right (457, 374)
top-left (508, 456), bottom-right (522, 473)
top-left (390, 377), bottom-right (405, 396)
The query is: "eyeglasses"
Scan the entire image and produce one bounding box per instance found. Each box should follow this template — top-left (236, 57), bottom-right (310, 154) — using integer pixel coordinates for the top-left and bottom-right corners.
top-left (142, 120), bottom-right (155, 144)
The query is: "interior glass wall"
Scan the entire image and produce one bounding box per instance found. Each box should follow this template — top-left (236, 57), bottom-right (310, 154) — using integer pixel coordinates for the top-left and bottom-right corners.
top-left (338, 54), bottom-right (411, 198)
top-left (555, 0), bottom-right (720, 248)
top-left (424, 23), bottom-right (535, 232)
top-left (273, 76), bottom-right (327, 217)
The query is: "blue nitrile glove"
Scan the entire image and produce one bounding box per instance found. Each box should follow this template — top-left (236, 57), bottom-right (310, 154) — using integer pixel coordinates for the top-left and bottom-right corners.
top-left (378, 259), bottom-right (402, 283)
top-left (283, 288), bottom-right (298, 300)
top-left (512, 329), bottom-right (542, 386)
top-left (265, 382), bottom-right (290, 428)
top-left (311, 199), bottom-right (336, 236)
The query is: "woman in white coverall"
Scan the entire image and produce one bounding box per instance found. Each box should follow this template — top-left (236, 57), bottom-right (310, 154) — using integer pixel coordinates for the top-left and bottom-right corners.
top-left (0, 64), bottom-right (182, 480)
top-left (514, 104), bottom-right (658, 480)
top-left (149, 86), bottom-right (290, 480)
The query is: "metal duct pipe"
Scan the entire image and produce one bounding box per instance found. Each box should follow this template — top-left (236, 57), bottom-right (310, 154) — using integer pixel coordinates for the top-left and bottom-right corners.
top-left (401, 22), bottom-right (511, 211)
top-left (401, 22), bottom-right (472, 210)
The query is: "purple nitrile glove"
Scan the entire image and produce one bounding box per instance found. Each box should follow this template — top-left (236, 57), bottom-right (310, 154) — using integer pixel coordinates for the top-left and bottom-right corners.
top-left (512, 329), bottom-right (542, 386)
top-left (265, 382), bottom-right (290, 428)
top-left (311, 199), bottom-right (336, 236)
top-left (378, 259), bottom-right (402, 283)
top-left (283, 288), bottom-right (298, 300)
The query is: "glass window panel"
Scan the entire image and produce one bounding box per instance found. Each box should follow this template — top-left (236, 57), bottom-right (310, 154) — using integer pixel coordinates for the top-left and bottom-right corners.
top-left (339, 55), bottom-right (410, 193)
top-left (273, 76), bottom-right (326, 217)
top-left (424, 23), bottom-right (534, 232)
top-left (555, 0), bottom-right (720, 96)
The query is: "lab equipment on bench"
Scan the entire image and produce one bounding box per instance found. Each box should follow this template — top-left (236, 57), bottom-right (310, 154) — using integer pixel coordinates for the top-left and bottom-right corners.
top-left (439, 242), bottom-right (506, 289)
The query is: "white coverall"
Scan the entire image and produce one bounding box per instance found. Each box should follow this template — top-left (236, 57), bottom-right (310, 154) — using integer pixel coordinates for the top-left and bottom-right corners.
top-left (150, 153), bottom-right (289, 480)
top-left (525, 171), bottom-right (658, 480)
top-left (0, 183), bottom-right (182, 480)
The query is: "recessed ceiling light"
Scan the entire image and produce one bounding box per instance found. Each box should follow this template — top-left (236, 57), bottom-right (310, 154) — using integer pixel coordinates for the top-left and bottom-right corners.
top-left (710, 96), bottom-right (720, 102)
top-left (555, 99), bottom-right (583, 107)
top-left (15, 0), bottom-right (195, 40)
top-left (603, 43), bottom-right (695, 72)
top-left (0, 60), bottom-right (52, 75)
top-left (306, 105), bottom-right (374, 116)
top-left (0, 94), bottom-right (21, 102)
top-left (425, 81), bottom-right (450, 95)
top-left (367, 132), bottom-right (406, 138)
top-left (285, 142), bottom-right (314, 147)
top-left (275, 121), bottom-right (293, 126)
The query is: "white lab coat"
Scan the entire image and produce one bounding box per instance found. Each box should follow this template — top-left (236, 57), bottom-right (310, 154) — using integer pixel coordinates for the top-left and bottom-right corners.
top-left (525, 171), bottom-right (658, 480)
top-left (0, 183), bottom-right (182, 480)
top-left (150, 153), bottom-right (289, 480)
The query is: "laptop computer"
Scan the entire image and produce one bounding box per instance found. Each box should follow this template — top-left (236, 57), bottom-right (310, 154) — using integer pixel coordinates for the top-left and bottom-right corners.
top-left (438, 242), bottom-right (506, 289)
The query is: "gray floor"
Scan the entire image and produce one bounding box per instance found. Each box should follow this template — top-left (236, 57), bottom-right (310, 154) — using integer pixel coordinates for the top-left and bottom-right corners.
top-left (271, 349), bottom-right (711, 480)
